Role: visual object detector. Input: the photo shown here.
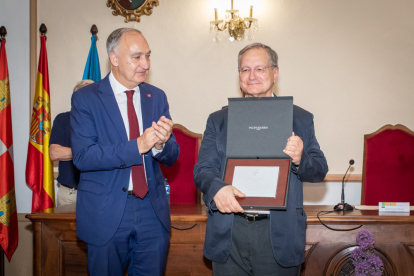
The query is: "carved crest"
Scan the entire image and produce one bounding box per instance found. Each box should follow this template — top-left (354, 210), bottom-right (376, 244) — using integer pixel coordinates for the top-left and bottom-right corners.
top-left (106, 0), bottom-right (159, 23)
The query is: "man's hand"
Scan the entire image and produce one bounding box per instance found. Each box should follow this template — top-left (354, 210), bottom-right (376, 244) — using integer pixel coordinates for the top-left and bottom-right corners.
top-left (49, 144), bottom-right (73, 161)
top-left (137, 126), bottom-right (159, 154)
top-left (153, 116), bottom-right (174, 150)
top-left (283, 132), bottom-right (303, 165)
top-left (213, 186), bottom-right (246, 213)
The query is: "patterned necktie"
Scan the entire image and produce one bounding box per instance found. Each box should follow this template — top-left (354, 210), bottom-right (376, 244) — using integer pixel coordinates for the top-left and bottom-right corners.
top-left (125, 90), bottom-right (148, 198)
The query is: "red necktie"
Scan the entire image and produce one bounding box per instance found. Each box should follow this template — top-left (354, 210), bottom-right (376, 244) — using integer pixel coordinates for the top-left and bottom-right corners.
top-left (125, 90), bottom-right (148, 198)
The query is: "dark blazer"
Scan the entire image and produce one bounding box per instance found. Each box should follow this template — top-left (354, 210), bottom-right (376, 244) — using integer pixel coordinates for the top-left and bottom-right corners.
top-left (70, 74), bottom-right (179, 246)
top-left (194, 103), bottom-right (328, 267)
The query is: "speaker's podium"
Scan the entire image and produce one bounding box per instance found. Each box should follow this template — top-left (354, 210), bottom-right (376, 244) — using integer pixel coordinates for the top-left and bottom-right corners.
top-left (26, 204), bottom-right (211, 276)
top-left (26, 204), bottom-right (414, 275)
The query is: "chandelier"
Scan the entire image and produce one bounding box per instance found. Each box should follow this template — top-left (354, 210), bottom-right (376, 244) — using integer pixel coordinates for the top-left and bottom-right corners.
top-left (210, 0), bottom-right (259, 43)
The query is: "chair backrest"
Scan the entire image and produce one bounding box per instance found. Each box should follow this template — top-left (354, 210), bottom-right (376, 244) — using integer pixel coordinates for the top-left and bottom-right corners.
top-left (361, 124), bottom-right (414, 205)
top-left (160, 124), bottom-right (202, 204)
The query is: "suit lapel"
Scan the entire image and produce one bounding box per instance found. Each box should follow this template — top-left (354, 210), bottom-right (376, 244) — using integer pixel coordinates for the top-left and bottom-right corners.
top-left (140, 83), bottom-right (153, 131)
top-left (98, 75), bottom-right (128, 141)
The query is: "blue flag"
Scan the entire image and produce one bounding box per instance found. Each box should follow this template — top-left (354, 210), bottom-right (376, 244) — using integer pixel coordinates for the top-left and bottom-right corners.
top-left (82, 35), bottom-right (101, 82)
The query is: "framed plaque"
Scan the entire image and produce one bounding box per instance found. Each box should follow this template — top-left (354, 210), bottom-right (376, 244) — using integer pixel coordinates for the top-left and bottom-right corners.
top-left (223, 96), bottom-right (293, 210)
top-left (223, 159), bottom-right (291, 210)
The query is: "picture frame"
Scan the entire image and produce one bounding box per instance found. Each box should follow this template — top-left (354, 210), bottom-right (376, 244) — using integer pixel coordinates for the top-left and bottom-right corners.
top-left (223, 158), bottom-right (291, 210)
top-left (106, 0), bottom-right (159, 23)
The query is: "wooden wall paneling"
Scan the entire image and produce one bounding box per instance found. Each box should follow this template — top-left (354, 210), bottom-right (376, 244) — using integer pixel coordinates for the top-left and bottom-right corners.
top-left (168, 212), bottom-right (212, 275)
top-left (61, 241), bottom-right (88, 276)
top-left (33, 221), bottom-right (42, 276)
top-left (41, 222), bottom-right (60, 276)
top-left (403, 243), bottom-right (414, 262)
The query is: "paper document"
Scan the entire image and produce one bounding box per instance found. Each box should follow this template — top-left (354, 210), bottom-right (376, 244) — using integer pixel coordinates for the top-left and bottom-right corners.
top-left (232, 166), bottom-right (279, 197)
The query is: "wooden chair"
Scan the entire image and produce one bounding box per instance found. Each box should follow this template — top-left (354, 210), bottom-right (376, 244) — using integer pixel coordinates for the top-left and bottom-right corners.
top-left (361, 124), bottom-right (414, 205)
top-left (159, 124), bottom-right (202, 204)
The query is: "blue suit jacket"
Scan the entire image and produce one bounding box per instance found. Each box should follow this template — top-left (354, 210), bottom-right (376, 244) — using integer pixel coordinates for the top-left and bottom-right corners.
top-left (194, 103), bottom-right (328, 267)
top-left (70, 74), bottom-right (179, 246)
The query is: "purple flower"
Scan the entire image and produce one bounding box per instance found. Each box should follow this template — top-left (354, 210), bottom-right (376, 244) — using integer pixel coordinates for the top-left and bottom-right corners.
top-left (366, 254), bottom-right (384, 271)
top-left (351, 229), bottom-right (384, 275)
top-left (356, 229), bottom-right (375, 250)
top-left (355, 261), bottom-right (372, 276)
top-left (351, 247), bottom-right (366, 265)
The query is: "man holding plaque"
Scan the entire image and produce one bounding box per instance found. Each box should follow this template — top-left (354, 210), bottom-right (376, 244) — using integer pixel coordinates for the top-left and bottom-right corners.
top-left (194, 43), bottom-right (328, 275)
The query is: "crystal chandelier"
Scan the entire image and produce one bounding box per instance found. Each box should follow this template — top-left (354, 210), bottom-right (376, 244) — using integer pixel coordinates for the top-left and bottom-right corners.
top-left (210, 0), bottom-right (259, 43)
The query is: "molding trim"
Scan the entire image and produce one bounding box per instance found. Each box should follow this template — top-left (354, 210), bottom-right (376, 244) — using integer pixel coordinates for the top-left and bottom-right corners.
top-left (323, 174), bottom-right (362, 182)
top-left (30, 0), bottom-right (37, 120)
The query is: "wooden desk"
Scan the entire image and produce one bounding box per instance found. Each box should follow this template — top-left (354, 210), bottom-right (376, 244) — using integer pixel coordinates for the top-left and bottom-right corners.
top-left (26, 205), bottom-right (414, 276)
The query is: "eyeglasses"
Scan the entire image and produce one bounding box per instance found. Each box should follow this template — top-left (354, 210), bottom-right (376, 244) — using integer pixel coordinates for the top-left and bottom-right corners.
top-left (238, 66), bottom-right (273, 76)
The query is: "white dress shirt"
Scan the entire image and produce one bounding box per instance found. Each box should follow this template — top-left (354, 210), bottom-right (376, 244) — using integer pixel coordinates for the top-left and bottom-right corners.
top-left (109, 72), bottom-right (163, 191)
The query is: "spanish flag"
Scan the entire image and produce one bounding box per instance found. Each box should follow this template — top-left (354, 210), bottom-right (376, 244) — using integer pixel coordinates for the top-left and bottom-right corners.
top-left (0, 37), bottom-right (18, 260)
top-left (26, 33), bottom-right (55, 212)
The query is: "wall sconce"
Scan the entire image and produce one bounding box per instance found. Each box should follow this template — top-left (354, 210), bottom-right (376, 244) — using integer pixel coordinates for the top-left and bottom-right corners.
top-left (210, 0), bottom-right (259, 43)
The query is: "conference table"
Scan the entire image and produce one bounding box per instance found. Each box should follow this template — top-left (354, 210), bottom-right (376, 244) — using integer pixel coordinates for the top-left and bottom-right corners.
top-left (26, 205), bottom-right (414, 276)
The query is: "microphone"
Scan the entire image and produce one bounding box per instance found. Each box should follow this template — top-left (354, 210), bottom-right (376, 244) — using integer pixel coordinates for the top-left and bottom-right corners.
top-left (334, 159), bottom-right (355, 211)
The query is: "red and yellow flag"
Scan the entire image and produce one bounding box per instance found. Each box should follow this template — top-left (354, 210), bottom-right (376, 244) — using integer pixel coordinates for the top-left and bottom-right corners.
top-left (26, 34), bottom-right (55, 212)
top-left (0, 38), bottom-right (18, 260)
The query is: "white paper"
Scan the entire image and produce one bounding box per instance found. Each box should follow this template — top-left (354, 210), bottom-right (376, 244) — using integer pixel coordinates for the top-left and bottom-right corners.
top-left (232, 166), bottom-right (279, 197)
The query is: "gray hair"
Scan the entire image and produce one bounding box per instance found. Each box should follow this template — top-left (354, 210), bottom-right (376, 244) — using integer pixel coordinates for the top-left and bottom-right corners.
top-left (238, 43), bottom-right (278, 70)
top-left (106, 28), bottom-right (142, 55)
top-left (73, 79), bottom-right (94, 92)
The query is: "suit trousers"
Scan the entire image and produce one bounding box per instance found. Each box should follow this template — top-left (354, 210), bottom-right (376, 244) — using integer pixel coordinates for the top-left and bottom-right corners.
top-left (212, 214), bottom-right (301, 276)
top-left (86, 194), bottom-right (170, 276)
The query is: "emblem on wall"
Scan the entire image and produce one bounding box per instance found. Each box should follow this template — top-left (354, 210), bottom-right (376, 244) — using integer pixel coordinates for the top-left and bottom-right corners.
top-left (107, 0), bottom-right (159, 23)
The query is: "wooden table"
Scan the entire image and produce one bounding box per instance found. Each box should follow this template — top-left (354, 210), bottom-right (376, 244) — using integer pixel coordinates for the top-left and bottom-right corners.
top-left (26, 205), bottom-right (414, 276)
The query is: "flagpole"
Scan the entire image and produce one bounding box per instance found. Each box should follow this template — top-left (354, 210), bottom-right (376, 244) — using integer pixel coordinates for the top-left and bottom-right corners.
top-left (0, 247), bottom-right (3, 276)
top-left (0, 25), bottom-right (7, 276)
top-left (26, 23), bottom-right (55, 212)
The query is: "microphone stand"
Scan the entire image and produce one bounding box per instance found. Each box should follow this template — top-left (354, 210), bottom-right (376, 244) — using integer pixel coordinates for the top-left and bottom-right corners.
top-left (334, 160), bottom-right (354, 211)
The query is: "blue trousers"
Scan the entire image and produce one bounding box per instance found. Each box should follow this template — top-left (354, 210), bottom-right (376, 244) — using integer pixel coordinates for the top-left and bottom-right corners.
top-left (87, 194), bottom-right (170, 276)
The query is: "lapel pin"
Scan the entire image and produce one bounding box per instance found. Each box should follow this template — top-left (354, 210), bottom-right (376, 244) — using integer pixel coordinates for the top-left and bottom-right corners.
top-left (147, 94), bottom-right (151, 97)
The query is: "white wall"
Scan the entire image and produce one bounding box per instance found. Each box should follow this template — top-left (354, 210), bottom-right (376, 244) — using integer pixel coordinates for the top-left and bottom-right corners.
top-left (37, 0), bottom-right (414, 175)
top-left (3, 0), bottom-right (414, 214)
top-left (304, 181), bottom-right (361, 206)
top-left (1, 0), bottom-right (32, 213)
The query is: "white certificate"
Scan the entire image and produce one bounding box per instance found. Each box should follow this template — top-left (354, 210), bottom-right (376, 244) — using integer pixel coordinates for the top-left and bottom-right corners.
top-left (232, 166), bottom-right (279, 197)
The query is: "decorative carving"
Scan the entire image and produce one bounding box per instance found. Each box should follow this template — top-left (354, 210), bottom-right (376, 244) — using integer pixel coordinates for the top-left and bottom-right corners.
top-left (106, 0), bottom-right (159, 23)
top-left (301, 243), bottom-right (319, 276)
top-left (90, 24), bottom-right (98, 41)
top-left (90, 24), bottom-right (98, 35)
top-left (324, 244), bottom-right (397, 276)
top-left (402, 243), bottom-right (414, 262)
top-left (0, 26), bottom-right (7, 40)
top-left (39, 23), bottom-right (47, 41)
top-left (338, 260), bottom-right (354, 276)
top-left (39, 23), bottom-right (47, 34)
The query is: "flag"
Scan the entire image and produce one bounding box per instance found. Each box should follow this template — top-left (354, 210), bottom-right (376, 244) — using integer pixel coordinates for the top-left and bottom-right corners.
top-left (26, 33), bottom-right (55, 212)
top-left (0, 38), bottom-right (18, 260)
top-left (82, 34), bottom-right (101, 82)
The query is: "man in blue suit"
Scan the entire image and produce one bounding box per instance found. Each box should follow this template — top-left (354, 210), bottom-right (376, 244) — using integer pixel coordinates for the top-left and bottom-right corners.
top-left (71, 28), bottom-right (179, 276)
top-left (194, 43), bottom-right (328, 275)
